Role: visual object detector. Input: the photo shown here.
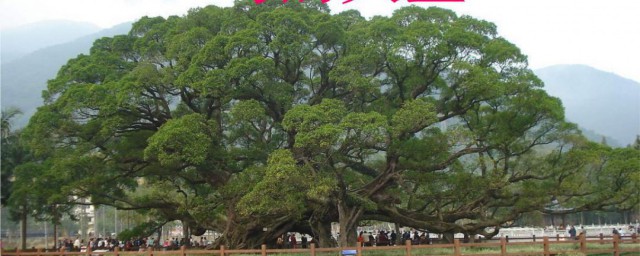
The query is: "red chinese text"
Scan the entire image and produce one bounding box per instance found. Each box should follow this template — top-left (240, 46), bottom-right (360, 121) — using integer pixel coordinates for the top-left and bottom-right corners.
top-left (254, 0), bottom-right (464, 4)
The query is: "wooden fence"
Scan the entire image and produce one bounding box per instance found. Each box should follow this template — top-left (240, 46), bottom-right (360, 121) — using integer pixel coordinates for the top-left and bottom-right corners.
top-left (3, 235), bottom-right (639, 256)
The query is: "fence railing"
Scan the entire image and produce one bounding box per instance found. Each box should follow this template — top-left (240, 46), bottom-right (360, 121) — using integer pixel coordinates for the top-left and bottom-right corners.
top-left (2, 235), bottom-right (639, 256)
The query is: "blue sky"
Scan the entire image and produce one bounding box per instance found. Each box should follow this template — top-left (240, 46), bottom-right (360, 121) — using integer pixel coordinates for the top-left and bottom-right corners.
top-left (1, 0), bottom-right (639, 82)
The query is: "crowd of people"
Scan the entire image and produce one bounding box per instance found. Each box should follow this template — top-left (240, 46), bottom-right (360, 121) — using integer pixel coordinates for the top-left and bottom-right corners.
top-left (58, 236), bottom-right (212, 252)
top-left (276, 233), bottom-right (312, 249)
top-left (357, 230), bottom-right (431, 246)
top-left (566, 224), bottom-right (640, 240)
top-left (272, 229), bottom-right (436, 249)
top-left (58, 237), bottom-right (119, 251)
top-left (55, 224), bottom-right (640, 252)
top-left (611, 225), bottom-right (640, 238)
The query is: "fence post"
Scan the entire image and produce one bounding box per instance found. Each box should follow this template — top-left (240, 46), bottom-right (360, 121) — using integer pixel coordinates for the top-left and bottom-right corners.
top-left (632, 233), bottom-right (638, 243)
top-left (147, 246), bottom-right (154, 256)
top-left (454, 239), bottom-right (461, 256)
top-left (556, 234), bottom-right (560, 241)
top-left (599, 233), bottom-right (604, 244)
top-left (37, 248), bottom-right (43, 256)
top-left (87, 245), bottom-right (92, 256)
top-left (543, 237), bottom-right (550, 256)
top-left (220, 245), bottom-right (225, 256)
top-left (357, 242), bottom-right (362, 256)
top-left (613, 235), bottom-right (619, 256)
top-left (59, 246), bottom-right (65, 256)
top-left (405, 239), bottom-right (412, 256)
top-left (500, 237), bottom-right (507, 256)
top-left (579, 233), bottom-right (586, 253)
top-left (180, 245), bottom-right (186, 256)
top-left (114, 246), bottom-right (120, 256)
top-left (310, 243), bottom-right (316, 256)
top-left (533, 235), bottom-right (536, 242)
top-left (261, 244), bottom-right (266, 256)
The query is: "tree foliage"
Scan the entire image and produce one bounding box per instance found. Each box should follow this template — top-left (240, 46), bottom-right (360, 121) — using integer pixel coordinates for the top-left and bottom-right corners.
top-left (20, 0), bottom-right (639, 248)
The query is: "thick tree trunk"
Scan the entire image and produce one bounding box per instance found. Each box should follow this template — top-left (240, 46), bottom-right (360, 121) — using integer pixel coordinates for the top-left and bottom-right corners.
top-left (182, 221), bottom-right (189, 245)
top-left (212, 205), bottom-right (298, 249)
top-left (309, 216), bottom-right (336, 248)
top-left (337, 218), bottom-right (354, 246)
top-left (216, 206), bottom-right (255, 248)
top-left (214, 222), bottom-right (294, 249)
top-left (337, 200), bottom-right (362, 247)
top-left (442, 232), bottom-right (454, 244)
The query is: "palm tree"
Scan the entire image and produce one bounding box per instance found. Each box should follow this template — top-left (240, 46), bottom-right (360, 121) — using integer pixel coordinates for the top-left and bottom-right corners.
top-left (1, 107), bottom-right (22, 139)
top-left (1, 107), bottom-right (28, 249)
top-left (1, 107), bottom-right (23, 206)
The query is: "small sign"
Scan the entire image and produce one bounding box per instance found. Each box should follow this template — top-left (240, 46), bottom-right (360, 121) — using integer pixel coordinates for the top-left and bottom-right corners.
top-left (341, 249), bottom-right (357, 255)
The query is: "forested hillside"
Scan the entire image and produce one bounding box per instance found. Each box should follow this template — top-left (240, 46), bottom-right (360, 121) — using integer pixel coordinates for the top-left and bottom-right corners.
top-left (1, 20), bottom-right (100, 64)
top-left (1, 22), bottom-right (132, 127)
top-left (536, 64), bottom-right (640, 147)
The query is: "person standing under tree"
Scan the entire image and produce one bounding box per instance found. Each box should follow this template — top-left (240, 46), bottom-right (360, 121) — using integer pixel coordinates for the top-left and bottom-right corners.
top-left (568, 225), bottom-right (577, 239)
top-left (73, 237), bottom-right (81, 251)
top-left (276, 235), bottom-right (284, 249)
top-left (390, 230), bottom-right (397, 245)
top-left (289, 233), bottom-right (297, 249)
top-left (301, 234), bottom-right (308, 248)
top-left (579, 226), bottom-right (587, 238)
top-left (363, 232), bottom-right (370, 246)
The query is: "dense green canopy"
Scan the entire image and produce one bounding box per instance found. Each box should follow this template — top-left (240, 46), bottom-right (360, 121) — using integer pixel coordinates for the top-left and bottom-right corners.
top-left (15, 0), bottom-right (639, 249)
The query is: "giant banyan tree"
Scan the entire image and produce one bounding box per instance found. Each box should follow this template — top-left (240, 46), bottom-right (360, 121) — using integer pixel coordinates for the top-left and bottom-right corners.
top-left (22, 0), bottom-right (639, 249)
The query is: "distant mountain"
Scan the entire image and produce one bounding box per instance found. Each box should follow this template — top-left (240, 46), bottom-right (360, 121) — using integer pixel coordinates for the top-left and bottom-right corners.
top-left (1, 20), bottom-right (101, 64)
top-left (535, 64), bottom-right (640, 147)
top-left (1, 22), bottom-right (132, 127)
